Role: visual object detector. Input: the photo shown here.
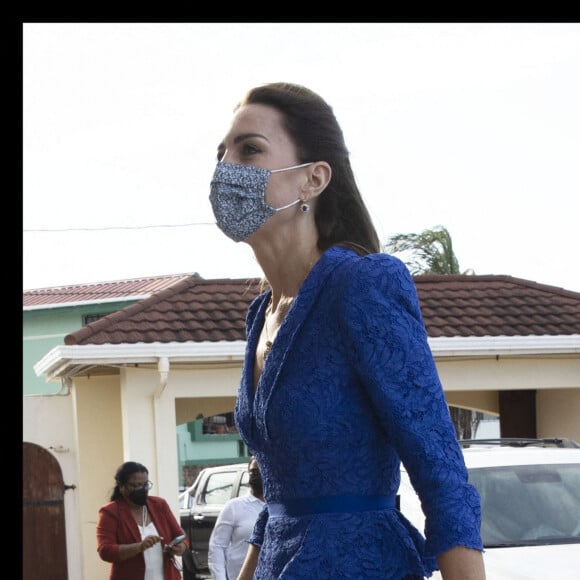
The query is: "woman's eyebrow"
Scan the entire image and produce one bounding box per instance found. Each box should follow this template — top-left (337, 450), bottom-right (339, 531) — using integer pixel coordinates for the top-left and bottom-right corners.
top-left (217, 132), bottom-right (270, 154)
top-left (233, 132), bottom-right (270, 144)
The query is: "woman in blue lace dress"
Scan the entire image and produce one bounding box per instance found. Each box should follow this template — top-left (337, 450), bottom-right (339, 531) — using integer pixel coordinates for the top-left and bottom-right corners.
top-left (209, 82), bottom-right (486, 579)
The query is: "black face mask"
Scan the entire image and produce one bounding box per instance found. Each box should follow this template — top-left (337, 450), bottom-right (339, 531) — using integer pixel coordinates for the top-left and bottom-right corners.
top-left (249, 471), bottom-right (263, 496)
top-left (129, 488), bottom-right (148, 506)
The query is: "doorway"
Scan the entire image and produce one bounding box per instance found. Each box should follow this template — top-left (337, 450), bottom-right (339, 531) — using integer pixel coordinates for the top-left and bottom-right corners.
top-left (23, 442), bottom-right (68, 580)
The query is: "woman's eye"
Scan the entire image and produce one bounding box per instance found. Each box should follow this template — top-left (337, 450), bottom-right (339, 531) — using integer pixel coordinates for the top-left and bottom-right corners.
top-left (216, 142), bottom-right (261, 163)
top-left (242, 143), bottom-right (261, 156)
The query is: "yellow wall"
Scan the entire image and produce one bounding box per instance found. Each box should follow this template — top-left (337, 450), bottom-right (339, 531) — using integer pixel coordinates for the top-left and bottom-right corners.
top-left (75, 376), bottom-right (123, 580)
top-left (537, 388), bottom-right (580, 442)
top-left (445, 390), bottom-right (500, 414)
top-left (436, 355), bottom-right (580, 392)
top-left (438, 357), bottom-right (580, 442)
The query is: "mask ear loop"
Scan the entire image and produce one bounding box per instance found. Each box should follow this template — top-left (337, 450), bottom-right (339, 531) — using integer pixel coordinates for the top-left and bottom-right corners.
top-left (272, 198), bottom-right (301, 212)
top-left (270, 161), bottom-right (313, 173)
top-left (270, 162), bottom-right (314, 213)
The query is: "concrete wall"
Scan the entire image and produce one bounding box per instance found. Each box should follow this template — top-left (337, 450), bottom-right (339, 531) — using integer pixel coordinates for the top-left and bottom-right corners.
top-left (537, 388), bottom-right (580, 442)
top-left (74, 375), bottom-right (124, 580)
top-left (438, 356), bottom-right (580, 442)
top-left (436, 355), bottom-right (580, 392)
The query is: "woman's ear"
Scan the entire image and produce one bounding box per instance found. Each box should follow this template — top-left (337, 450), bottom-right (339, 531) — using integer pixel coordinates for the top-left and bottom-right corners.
top-left (301, 161), bottom-right (332, 200)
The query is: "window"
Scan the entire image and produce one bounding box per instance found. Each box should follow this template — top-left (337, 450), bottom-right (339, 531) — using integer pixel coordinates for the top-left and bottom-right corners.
top-left (203, 412), bottom-right (237, 434)
top-left (203, 471), bottom-right (237, 505)
top-left (470, 463), bottom-right (580, 545)
top-left (83, 313), bottom-right (112, 325)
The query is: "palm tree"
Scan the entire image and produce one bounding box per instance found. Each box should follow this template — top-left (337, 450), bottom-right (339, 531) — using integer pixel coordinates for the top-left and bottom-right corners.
top-left (382, 224), bottom-right (472, 275)
top-left (383, 225), bottom-right (481, 439)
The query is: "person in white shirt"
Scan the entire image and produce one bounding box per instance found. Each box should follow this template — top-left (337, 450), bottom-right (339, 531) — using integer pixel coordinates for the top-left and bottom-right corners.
top-left (208, 457), bottom-right (265, 580)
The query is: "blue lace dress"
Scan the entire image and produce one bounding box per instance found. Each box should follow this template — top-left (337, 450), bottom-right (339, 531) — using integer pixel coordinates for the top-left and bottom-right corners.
top-left (235, 246), bottom-right (483, 579)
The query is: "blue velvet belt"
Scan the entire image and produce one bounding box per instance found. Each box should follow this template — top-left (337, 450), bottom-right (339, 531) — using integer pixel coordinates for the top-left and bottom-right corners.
top-left (267, 494), bottom-right (396, 517)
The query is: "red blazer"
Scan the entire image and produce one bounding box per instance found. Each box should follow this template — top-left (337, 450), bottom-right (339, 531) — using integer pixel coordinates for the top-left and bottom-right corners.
top-left (97, 495), bottom-right (188, 580)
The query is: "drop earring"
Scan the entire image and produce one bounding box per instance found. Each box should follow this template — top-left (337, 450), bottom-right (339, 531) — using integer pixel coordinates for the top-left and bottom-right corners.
top-left (300, 202), bottom-right (310, 213)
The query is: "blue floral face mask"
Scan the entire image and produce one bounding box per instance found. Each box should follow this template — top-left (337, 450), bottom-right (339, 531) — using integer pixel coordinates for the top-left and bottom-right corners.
top-left (209, 161), bottom-right (312, 242)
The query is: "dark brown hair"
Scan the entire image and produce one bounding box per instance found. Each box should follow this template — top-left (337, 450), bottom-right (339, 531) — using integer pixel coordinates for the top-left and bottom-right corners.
top-left (238, 82), bottom-right (380, 255)
top-left (110, 461), bottom-right (148, 501)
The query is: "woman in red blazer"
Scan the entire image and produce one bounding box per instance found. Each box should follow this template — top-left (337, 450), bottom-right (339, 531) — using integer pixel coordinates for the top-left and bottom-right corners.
top-left (97, 461), bottom-right (188, 580)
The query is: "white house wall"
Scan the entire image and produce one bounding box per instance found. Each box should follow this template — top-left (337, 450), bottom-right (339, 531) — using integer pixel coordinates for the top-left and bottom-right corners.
top-left (119, 367), bottom-right (163, 484)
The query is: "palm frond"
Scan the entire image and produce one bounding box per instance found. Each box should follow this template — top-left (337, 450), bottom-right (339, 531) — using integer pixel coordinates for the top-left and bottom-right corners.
top-left (383, 225), bottom-right (466, 275)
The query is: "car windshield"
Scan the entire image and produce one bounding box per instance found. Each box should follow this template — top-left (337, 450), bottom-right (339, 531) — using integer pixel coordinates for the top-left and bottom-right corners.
top-left (470, 463), bottom-right (580, 547)
top-left (203, 471), bottom-right (237, 505)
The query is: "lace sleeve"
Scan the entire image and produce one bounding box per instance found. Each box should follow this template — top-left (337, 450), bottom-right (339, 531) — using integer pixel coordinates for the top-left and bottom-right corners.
top-left (247, 503), bottom-right (269, 548)
top-left (338, 253), bottom-right (483, 558)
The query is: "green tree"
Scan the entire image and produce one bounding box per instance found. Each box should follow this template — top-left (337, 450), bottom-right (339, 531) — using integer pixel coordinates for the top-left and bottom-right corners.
top-left (383, 225), bottom-right (480, 438)
top-left (382, 224), bottom-right (472, 275)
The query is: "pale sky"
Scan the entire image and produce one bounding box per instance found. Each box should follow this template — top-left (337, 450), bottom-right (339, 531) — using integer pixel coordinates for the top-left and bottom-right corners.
top-left (23, 23), bottom-right (580, 293)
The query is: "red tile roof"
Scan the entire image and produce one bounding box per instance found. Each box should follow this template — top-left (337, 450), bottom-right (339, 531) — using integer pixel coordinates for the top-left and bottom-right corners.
top-left (415, 275), bottom-right (580, 337)
top-left (65, 277), bottom-right (262, 345)
top-left (23, 273), bottom-right (197, 307)
top-left (63, 274), bottom-right (580, 346)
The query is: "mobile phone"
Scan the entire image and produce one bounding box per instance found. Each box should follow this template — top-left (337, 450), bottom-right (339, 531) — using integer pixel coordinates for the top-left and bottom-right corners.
top-left (168, 534), bottom-right (186, 547)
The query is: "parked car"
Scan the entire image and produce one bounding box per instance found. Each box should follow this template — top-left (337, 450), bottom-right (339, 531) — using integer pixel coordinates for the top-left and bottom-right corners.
top-left (398, 437), bottom-right (580, 579)
top-left (179, 462), bottom-right (250, 580)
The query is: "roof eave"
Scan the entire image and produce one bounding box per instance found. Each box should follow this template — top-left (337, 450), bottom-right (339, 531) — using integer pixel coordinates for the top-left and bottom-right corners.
top-left (34, 341), bottom-right (248, 381)
top-left (430, 335), bottom-right (580, 356)
top-left (23, 295), bottom-right (149, 311)
top-left (34, 335), bottom-right (580, 382)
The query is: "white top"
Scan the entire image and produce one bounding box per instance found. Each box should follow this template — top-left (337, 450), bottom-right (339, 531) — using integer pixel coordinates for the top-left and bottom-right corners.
top-left (140, 518), bottom-right (164, 580)
top-left (208, 493), bottom-right (265, 580)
